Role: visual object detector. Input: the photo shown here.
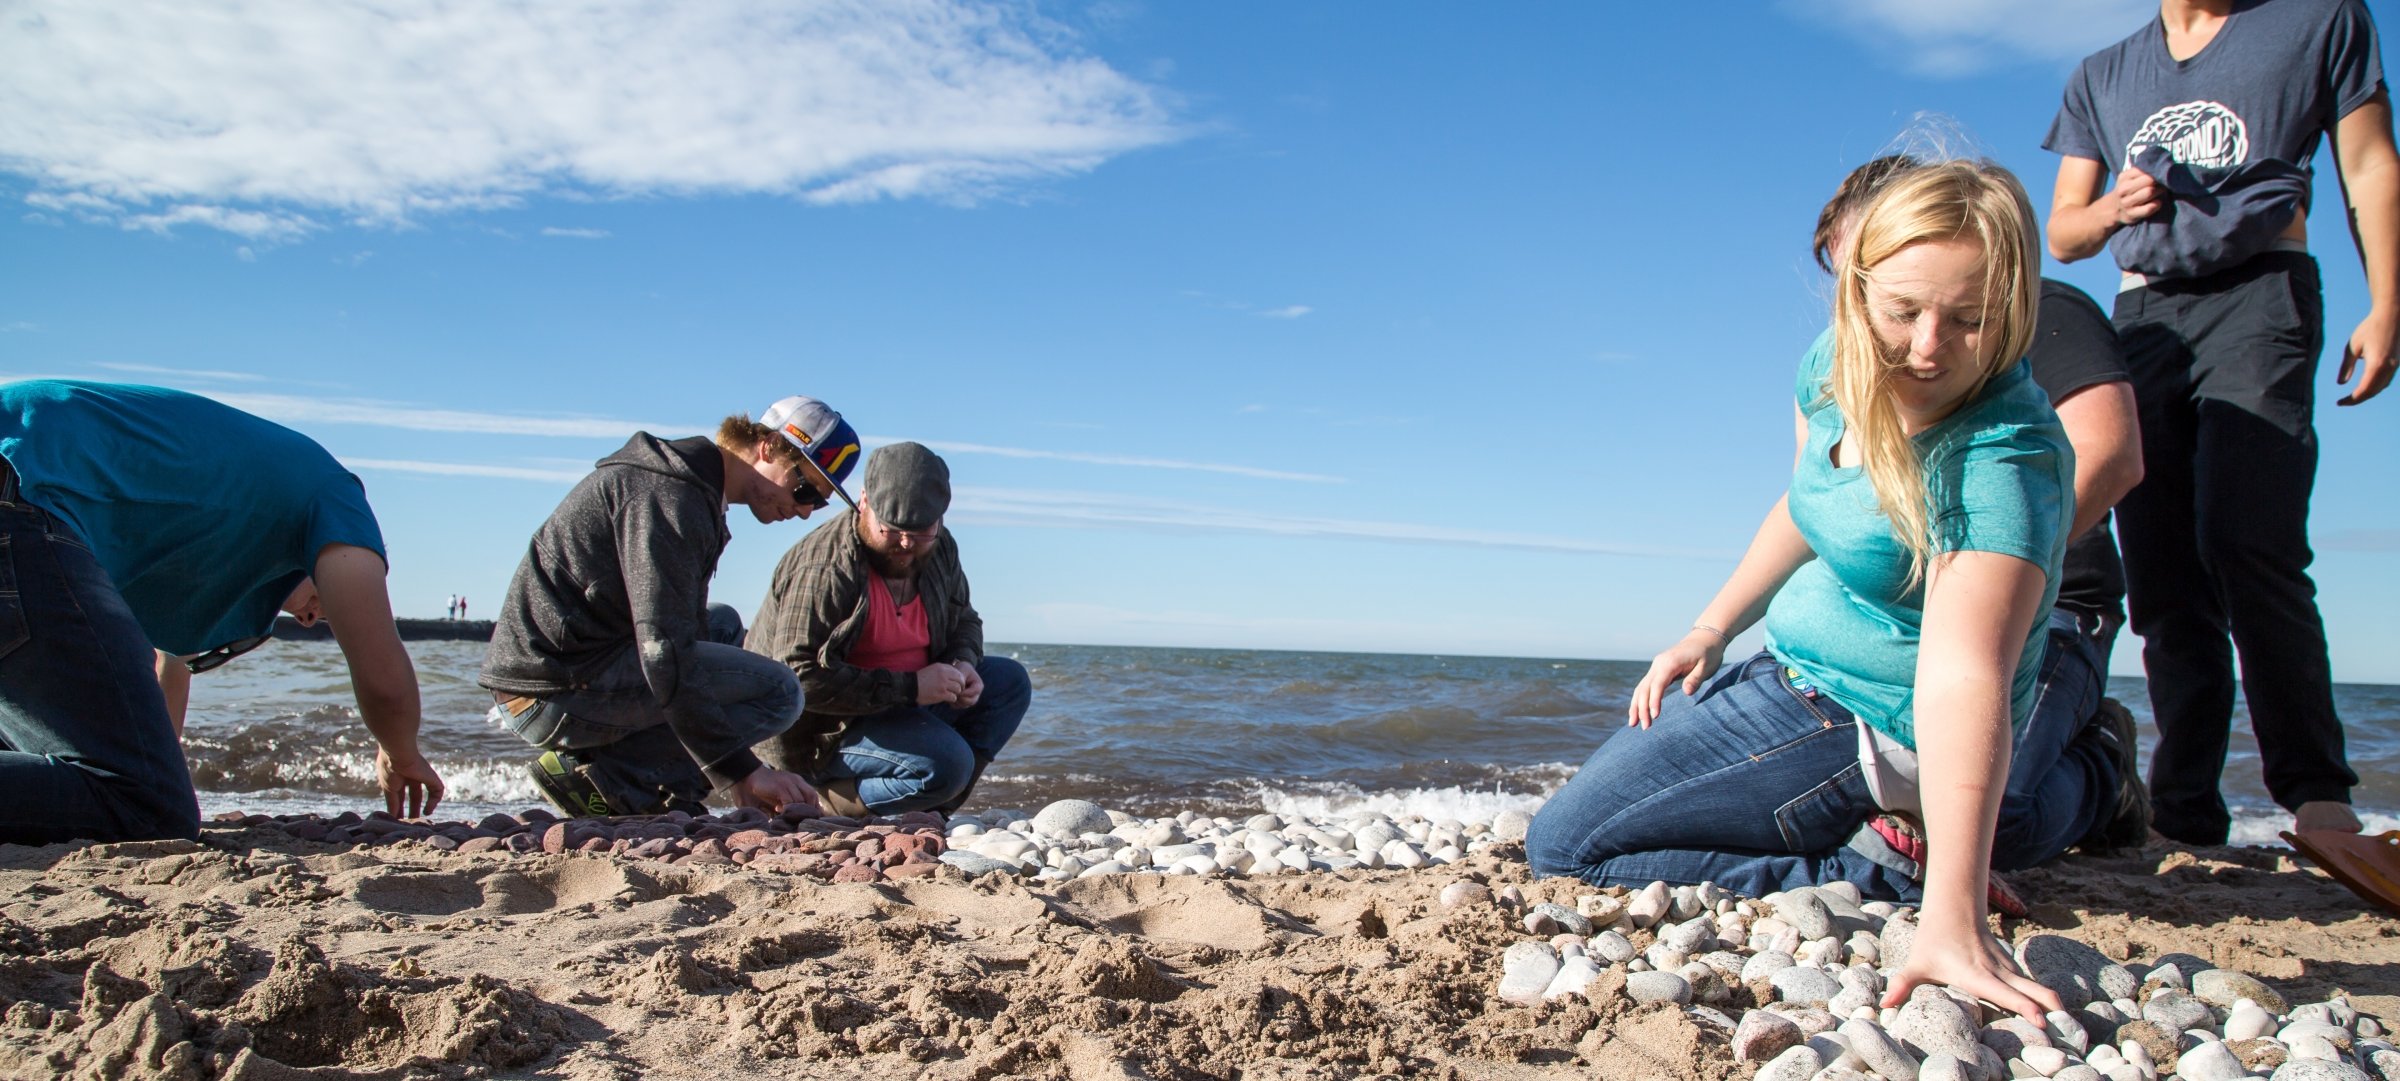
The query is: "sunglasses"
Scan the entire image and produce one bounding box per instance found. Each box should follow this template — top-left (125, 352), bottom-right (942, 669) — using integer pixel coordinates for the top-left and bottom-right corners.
top-left (792, 482), bottom-right (829, 510)
top-left (187, 634), bottom-right (272, 674)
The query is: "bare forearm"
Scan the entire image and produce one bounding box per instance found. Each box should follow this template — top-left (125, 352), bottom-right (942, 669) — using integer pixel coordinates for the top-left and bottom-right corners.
top-left (1695, 495), bottom-right (1815, 636)
top-left (355, 682), bottom-right (426, 757)
top-left (2048, 199), bottom-right (2119, 264)
top-left (1911, 674), bottom-right (2013, 925)
top-left (2348, 158), bottom-right (2400, 311)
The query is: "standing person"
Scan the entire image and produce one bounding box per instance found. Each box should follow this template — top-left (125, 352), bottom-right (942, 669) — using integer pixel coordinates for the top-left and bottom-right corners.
top-left (746, 442), bottom-right (1028, 817)
top-left (2043, 0), bottom-right (2397, 843)
top-left (481, 396), bottom-right (858, 818)
top-left (447, 595), bottom-right (459, 621)
top-left (458, 595), bottom-right (467, 621)
top-left (1527, 162), bottom-right (2074, 1020)
top-left (1814, 157), bottom-right (2153, 872)
top-left (0, 380), bottom-right (444, 844)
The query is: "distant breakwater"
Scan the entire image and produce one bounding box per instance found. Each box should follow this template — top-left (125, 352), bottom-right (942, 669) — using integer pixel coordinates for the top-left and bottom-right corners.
top-left (272, 617), bottom-right (494, 642)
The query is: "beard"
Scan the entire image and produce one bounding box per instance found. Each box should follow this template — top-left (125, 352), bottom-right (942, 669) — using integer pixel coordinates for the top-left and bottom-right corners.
top-left (863, 544), bottom-right (920, 579)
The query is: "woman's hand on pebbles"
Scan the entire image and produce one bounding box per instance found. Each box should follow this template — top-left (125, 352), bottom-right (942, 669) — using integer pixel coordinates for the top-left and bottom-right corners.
top-left (1881, 915), bottom-right (2060, 1023)
top-left (1627, 633), bottom-right (1726, 728)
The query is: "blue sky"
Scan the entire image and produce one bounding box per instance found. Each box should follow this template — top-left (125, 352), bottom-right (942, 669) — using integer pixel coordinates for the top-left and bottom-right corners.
top-left (3, 1), bottom-right (2396, 682)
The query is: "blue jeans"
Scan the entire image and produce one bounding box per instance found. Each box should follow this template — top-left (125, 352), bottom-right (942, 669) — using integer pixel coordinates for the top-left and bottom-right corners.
top-left (1990, 608), bottom-right (2120, 871)
top-left (501, 604), bottom-right (799, 812)
top-left (0, 500), bottom-right (202, 844)
top-left (1526, 652), bottom-right (1918, 900)
top-left (822, 656), bottom-right (1029, 813)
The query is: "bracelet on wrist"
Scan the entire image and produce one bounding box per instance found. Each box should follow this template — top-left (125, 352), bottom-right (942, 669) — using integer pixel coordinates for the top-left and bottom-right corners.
top-left (1690, 623), bottom-right (1731, 645)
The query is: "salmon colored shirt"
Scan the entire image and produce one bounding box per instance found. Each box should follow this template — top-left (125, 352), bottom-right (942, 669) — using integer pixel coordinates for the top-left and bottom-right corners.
top-left (848, 577), bottom-right (931, 672)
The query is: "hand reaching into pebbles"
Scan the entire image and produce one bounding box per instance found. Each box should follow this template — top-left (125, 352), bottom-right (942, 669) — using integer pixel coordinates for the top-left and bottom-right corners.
top-left (733, 766), bottom-right (822, 817)
top-left (1881, 914), bottom-right (2060, 1023)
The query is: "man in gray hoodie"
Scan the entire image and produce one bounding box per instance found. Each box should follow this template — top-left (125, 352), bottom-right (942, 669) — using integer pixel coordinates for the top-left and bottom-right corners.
top-left (481, 396), bottom-right (862, 817)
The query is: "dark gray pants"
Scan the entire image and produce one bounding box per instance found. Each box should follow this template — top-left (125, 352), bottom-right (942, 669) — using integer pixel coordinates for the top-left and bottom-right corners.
top-left (2113, 252), bottom-right (2354, 845)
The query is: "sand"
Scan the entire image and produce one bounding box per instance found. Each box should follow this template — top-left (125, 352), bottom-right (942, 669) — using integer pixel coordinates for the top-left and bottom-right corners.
top-left (2, 821), bottom-right (2394, 1081)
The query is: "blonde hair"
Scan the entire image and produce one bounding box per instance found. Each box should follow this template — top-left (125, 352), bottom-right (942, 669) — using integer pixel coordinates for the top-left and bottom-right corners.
top-left (1828, 160), bottom-right (2040, 590)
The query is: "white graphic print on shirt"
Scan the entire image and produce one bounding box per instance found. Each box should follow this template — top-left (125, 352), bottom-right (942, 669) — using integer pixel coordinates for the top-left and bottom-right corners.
top-left (2126, 101), bottom-right (2250, 170)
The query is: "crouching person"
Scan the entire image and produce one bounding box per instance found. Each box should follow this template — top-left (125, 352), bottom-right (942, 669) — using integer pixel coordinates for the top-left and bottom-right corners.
top-left (481, 396), bottom-right (860, 817)
top-left (747, 442), bottom-right (1027, 817)
top-left (0, 380), bottom-right (443, 844)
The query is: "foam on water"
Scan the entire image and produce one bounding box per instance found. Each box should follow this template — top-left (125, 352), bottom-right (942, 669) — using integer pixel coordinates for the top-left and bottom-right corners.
top-left (1251, 778), bottom-right (1558, 825)
top-left (2226, 806), bottom-right (2400, 847)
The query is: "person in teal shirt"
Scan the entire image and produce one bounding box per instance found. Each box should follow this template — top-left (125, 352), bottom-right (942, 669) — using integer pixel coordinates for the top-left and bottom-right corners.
top-left (1528, 161), bottom-right (2073, 1023)
top-left (0, 381), bottom-right (444, 844)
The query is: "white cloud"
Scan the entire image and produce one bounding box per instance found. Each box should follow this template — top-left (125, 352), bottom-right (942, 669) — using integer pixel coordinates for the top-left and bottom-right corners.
top-left (541, 227), bottom-right (610, 240)
top-left (205, 391), bottom-right (688, 439)
top-left (950, 486), bottom-right (1730, 559)
top-left (1258, 305), bottom-right (1312, 319)
top-left (1780, 0), bottom-right (2151, 74)
top-left (96, 361), bottom-right (266, 383)
top-left (0, 1), bottom-right (1181, 236)
top-left (901, 439), bottom-right (1341, 483)
top-left (343, 458), bottom-right (591, 484)
top-left (0, 322), bottom-right (37, 333)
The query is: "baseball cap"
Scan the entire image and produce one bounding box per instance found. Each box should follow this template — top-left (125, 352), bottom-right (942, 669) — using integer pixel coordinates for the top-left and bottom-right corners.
top-left (863, 442), bottom-right (951, 531)
top-left (760, 395), bottom-right (861, 509)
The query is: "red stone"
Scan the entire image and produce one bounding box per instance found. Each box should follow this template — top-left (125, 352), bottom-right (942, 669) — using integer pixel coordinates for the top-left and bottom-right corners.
top-left (727, 830), bottom-right (773, 849)
top-left (831, 864), bottom-right (881, 884)
top-left (542, 823), bottom-right (572, 854)
top-left (457, 837), bottom-right (504, 855)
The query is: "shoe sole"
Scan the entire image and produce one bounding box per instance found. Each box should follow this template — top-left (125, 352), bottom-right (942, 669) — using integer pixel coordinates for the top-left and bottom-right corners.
top-left (530, 753), bottom-right (614, 818)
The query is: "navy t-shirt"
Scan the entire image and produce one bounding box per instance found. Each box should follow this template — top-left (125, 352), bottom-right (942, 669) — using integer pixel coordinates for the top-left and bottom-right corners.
top-left (0, 381), bottom-right (386, 655)
top-left (2025, 280), bottom-right (2131, 628)
top-left (2045, 0), bottom-right (2385, 272)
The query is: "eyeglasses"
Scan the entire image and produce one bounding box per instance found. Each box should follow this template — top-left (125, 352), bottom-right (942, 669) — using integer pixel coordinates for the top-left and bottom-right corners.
top-left (187, 634), bottom-right (272, 674)
top-left (792, 482), bottom-right (829, 510)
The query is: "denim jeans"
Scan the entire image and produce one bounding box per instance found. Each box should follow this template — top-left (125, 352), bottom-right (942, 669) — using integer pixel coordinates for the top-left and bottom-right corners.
top-left (1525, 652), bottom-right (1918, 901)
top-left (0, 499), bottom-right (203, 844)
top-left (819, 656), bottom-right (1029, 813)
top-left (2113, 253), bottom-right (2352, 844)
top-left (1989, 608), bottom-right (2121, 871)
top-left (500, 604), bottom-right (799, 812)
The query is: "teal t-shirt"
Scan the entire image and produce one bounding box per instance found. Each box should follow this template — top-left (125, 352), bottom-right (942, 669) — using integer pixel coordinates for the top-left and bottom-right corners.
top-left (1763, 333), bottom-right (2075, 748)
top-left (0, 380), bottom-right (386, 656)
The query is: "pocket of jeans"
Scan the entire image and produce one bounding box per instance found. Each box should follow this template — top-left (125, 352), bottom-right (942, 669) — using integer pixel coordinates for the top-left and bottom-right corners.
top-left (1772, 758), bottom-right (1870, 852)
top-left (501, 698), bottom-right (569, 748)
top-left (0, 536), bottom-right (29, 663)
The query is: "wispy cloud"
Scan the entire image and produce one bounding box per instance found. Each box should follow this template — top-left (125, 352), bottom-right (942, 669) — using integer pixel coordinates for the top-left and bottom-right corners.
top-left (206, 392), bottom-right (687, 439)
top-left (0, 1), bottom-right (1182, 237)
top-left (96, 361), bottom-right (267, 383)
top-left (2321, 529), bottom-right (2400, 553)
top-left (343, 458), bottom-right (591, 484)
top-left (541, 227), bottom-right (611, 240)
top-left (1258, 305), bottom-right (1313, 319)
top-left (900, 439), bottom-right (1341, 483)
top-left (1779, 0), bottom-right (2149, 74)
top-left (0, 322), bottom-right (37, 333)
top-left (950, 487), bottom-right (1729, 559)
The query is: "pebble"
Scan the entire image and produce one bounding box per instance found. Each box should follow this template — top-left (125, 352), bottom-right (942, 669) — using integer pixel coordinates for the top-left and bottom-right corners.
top-left (1771, 966), bottom-right (1842, 1006)
top-left (2227, 1000), bottom-right (2279, 1041)
top-left (1839, 1018), bottom-right (1920, 1081)
top-left (1497, 942), bottom-right (1561, 1006)
top-left (2141, 988), bottom-right (2213, 1034)
top-left (1743, 949), bottom-right (1799, 982)
top-left (1544, 956), bottom-right (1602, 1001)
top-left (1439, 880), bottom-right (1490, 909)
top-left (1780, 889), bottom-right (1838, 940)
top-left (1757, 1044), bottom-right (1825, 1081)
top-left (1626, 970), bottom-right (1692, 1006)
top-left (2053, 1068), bottom-right (2103, 1081)
top-left (1628, 881), bottom-right (1672, 928)
top-left (1891, 986), bottom-right (1986, 1066)
top-left (938, 851), bottom-right (1016, 876)
top-left (1922, 1052), bottom-right (1975, 1081)
top-left (1578, 893), bottom-right (1626, 924)
top-left (1032, 799), bottom-right (1114, 837)
top-left (1592, 930), bottom-right (1636, 964)
top-left (1527, 902), bottom-right (1593, 936)
top-left (1491, 809), bottom-right (1532, 842)
top-left (1737, 1009), bottom-right (1807, 1062)
top-left (2020, 1046), bottom-right (2069, 1077)
top-left (2270, 1062), bottom-right (2372, 1081)
top-left (2045, 1011), bottom-right (2091, 1054)
top-left (2018, 935), bottom-right (2113, 1008)
top-left (2195, 970), bottom-right (2288, 1013)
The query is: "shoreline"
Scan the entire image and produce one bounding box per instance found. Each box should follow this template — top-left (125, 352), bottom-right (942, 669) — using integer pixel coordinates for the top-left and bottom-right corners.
top-left (4, 801), bottom-right (2396, 1079)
